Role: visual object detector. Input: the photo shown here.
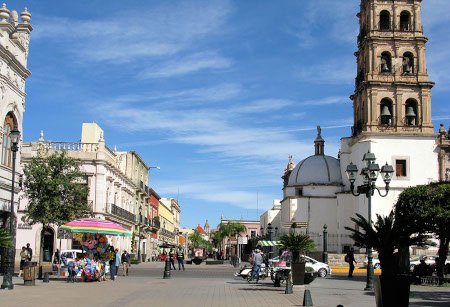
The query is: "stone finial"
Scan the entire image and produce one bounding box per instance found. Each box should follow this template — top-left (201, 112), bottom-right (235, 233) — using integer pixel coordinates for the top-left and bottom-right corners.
top-left (20, 7), bottom-right (31, 24)
top-left (10, 10), bottom-right (18, 24)
top-left (99, 131), bottom-right (104, 142)
top-left (285, 155), bottom-right (295, 172)
top-left (39, 130), bottom-right (44, 141)
top-left (314, 125), bottom-right (325, 155)
top-left (0, 3), bottom-right (10, 20)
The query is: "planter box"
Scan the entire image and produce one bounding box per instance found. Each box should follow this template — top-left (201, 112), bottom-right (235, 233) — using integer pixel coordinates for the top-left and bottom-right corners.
top-left (304, 272), bottom-right (317, 284)
top-left (205, 260), bottom-right (224, 265)
top-left (374, 275), bottom-right (410, 307)
top-left (291, 262), bottom-right (306, 285)
top-left (192, 258), bottom-right (203, 265)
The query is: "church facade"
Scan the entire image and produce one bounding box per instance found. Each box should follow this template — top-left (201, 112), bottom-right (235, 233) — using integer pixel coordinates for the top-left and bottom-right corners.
top-left (267, 0), bottom-right (443, 254)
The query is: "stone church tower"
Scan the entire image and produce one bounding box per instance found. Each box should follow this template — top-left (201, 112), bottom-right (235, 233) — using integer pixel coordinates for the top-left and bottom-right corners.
top-left (352, 0), bottom-right (434, 137)
top-left (340, 0), bottom-right (439, 220)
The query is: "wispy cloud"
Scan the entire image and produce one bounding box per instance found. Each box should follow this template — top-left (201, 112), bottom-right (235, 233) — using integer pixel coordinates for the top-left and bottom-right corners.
top-left (33, 0), bottom-right (232, 64)
top-left (140, 51), bottom-right (233, 79)
top-left (296, 58), bottom-right (355, 85)
top-left (300, 95), bottom-right (349, 106)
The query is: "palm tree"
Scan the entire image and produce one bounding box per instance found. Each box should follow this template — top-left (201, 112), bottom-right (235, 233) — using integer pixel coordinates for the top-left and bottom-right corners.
top-left (345, 211), bottom-right (430, 276)
top-left (278, 233), bottom-right (315, 262)
top-left (217, 221), bottom-right (247, 256)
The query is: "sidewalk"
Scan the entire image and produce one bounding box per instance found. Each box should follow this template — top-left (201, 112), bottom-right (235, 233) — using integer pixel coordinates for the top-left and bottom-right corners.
top-left (0, 261), bottom-right (448, 307)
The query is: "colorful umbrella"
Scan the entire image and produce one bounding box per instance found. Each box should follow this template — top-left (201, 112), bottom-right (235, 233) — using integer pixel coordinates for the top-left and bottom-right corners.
top-left (60, 218), bottom-right (131, 236)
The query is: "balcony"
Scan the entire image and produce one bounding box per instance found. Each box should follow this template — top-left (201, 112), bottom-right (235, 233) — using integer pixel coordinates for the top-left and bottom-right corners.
top-left (111, 204), bottom-right (136, 222)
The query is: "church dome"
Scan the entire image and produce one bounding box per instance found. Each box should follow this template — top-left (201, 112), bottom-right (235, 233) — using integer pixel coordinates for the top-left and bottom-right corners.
top-left (287, 126), bottom-right (343, 186)
top-left (288, 155), bottom-right (342, 186)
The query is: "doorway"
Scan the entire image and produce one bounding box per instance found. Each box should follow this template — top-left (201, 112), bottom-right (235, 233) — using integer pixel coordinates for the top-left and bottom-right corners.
top-left (41, 227), bottom-right (54, 262)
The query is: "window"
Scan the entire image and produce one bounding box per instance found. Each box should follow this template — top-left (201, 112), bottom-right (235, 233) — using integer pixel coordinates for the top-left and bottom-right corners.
top-left (380, 52), bottom-right (392, 73)
top-left (400, 11), bottom-right (411, 31)
top-left (396, 160), bottom-right (407, 177)
top-left (297, 188), bottom-right (303, 196)
top-left (251, 230), bottom-right (256, 238)
top-left (1, 113), bottom-right (16, 167)
top-left (380, 11), bottom-right (390, 31)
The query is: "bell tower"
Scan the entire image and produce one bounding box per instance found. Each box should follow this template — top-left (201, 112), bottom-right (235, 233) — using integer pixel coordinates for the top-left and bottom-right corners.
top-left (351, 0), bottom-right (434, 138)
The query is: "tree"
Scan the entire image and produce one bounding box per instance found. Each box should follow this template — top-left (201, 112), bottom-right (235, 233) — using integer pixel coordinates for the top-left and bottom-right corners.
top-left (216, 221), bottom-right (247, 256)
top-left (278, 233), bottom-right (315, 262)
top-left (395, 182), bottom-right (450, 280)
top-left (0, 228), bottom-right (12, 248)
top-left (22, 152), bottom-right (90, 263)
top-left (345, 211), bottom-right (430, 276)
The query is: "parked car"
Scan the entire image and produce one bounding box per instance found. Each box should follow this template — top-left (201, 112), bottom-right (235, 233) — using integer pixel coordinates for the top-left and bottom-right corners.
top-left (409, 256), bottom-right (449, 272)
top-left (363, 258), bottom-right (381, 269)
top-left (270, 254), bottom-right (331, 277)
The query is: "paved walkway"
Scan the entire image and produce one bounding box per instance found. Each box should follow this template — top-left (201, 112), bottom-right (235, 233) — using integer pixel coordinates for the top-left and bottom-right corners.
top-left (0, 261), bottom-right (448, 306)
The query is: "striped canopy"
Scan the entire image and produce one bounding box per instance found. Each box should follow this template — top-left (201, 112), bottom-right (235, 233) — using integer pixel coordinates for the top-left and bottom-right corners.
top-left (257, 240), bottom-right (281, 247)
top-left (60, 218), bottom-right (131, 237)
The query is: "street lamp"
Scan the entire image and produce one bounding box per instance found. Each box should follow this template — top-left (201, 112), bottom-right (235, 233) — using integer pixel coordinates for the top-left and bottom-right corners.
top-left (267, 223), bottom-right (273, 259)
top-left (345, 151), bottom-right (394, 291)
top-left (1, 127), bottom-right (20, 290)
top-left (137, 205), bottom-right (142, 263)
top-left (323, 224), bottom-right (328, 264)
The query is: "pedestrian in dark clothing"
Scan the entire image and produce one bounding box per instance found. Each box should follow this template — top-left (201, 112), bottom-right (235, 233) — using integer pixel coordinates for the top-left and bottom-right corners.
top-left (26, 243), bottom-right (33, 261)
top-left (177, 249), bottom-right (185, 270)
top-left (121, 250), bottom-right (131, 276)
top-left (346, 248), bottom-right (357, 277)
top-left (108, 246), bottom-right (116, 280)
top-left (169, 249), bottom-right (176, 270)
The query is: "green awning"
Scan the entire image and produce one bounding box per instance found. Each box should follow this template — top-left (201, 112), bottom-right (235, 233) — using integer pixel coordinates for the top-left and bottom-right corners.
top-left (256, 240), bottom-right (281, 247)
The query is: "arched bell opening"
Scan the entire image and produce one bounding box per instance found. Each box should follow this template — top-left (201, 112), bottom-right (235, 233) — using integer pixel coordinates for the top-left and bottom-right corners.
top-left (380, 10), bottom-right (391, 31)
top-left (380, 52), bottom-right (392, 73)
top-left (405, 99), bottom-right (418, 126)
top-left (380, 98), bottom-right (393, 126)
top-left (402, 52), bottom-right (414, 75)
top-left (400, 11), bottom-right (411, 31)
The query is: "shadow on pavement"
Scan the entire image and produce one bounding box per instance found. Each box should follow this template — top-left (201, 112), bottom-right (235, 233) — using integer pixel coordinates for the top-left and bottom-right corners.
top-left (409, 290), bottom-right (450, 306)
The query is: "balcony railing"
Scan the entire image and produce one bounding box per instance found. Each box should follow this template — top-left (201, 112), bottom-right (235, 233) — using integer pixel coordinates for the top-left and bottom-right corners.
top-left (111, 203), bottom-right (135, 222)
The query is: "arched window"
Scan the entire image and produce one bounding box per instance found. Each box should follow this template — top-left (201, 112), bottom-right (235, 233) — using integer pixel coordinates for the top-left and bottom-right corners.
top-left (1, 113), bottom-right (16, 167)
top-left (380, 52), bottom-right (392, 73)
top-left (402, 52), bottom-right (414, 74)
top-left (380, 98), bottom-right (393, 126)
top-left (405, 99), bottom-right (418, 126)
top-left (400, 11), bottom-right (411, 31)
top-left (380, 11), bottom-right (391, 31)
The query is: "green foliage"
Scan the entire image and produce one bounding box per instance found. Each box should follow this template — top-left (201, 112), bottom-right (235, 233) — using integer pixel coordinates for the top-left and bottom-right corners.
top-left (217, 221), bottom-right (247, 238)
top-left (0, 228), bottom-right (13, 248)
top-left (23, 152), bottom-right (90, 226)
top-left (279, 233), bottom-right (315, 262)
top-left (395, 182), bottom-right (450, 279)
top-left (345, 211), bottom-right (430, 276)
top-left (188, 231), bottom-right (210, 249)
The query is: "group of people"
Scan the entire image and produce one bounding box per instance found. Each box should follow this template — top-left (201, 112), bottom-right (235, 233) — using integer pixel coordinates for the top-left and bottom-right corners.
top-left (166, 248), bottom-right (185, 271)
top-left (107, 247), bottom-right (131, 280)
top-left (18, 243), bottom-right (33, 278)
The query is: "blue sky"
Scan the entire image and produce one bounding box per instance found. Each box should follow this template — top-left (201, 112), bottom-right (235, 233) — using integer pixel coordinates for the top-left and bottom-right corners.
top-left (12, 0), bottom-right (450, 229)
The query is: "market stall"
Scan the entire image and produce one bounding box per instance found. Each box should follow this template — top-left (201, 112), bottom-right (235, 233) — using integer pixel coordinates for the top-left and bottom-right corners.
top-left (60, 218), bottom-right (131, 281)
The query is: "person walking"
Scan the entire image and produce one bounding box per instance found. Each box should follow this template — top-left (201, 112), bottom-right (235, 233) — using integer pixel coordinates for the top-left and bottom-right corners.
top-left (18, 246), bottom-right (29, 277)
top-left (121, 250), bottom-right (131, 276)
top-left (176, 248), bottom-right (185, 271)
top-left (169, 249), bottom-right (176, 270)
top-left (345, 248), bottom-right (357, 278)
top-left (249, 249), bottom-right (263, 283)
top-left (26, 243), bottom-right (32, 261)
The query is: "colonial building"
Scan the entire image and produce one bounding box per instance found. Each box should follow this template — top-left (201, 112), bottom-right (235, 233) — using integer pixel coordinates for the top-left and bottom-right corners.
top-left (17, 123), bottom-right (160, 262)
top-left (158, 198), bottom-right (180, 246)
top-left (271, 0), bottom-right (442, 254)
top-left (0, 4), bottom-right (32, 269)
top-left (437, 124), bottom-right (450, 182)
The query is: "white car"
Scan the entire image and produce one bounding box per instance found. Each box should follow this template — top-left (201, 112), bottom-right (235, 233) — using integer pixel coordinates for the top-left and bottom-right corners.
top-left (363, 258), bottom-right (381, 269)
top-left (409, 256), bottom-right (449, 272)
top-left (60, 249), bottom-right (83, 267)
top-left (270, 255), bottom-right (332, 277)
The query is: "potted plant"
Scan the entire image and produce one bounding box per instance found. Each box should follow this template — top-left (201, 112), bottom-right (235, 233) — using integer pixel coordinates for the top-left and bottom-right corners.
top-left (345, 211), bottom-right (430, 306)
top-left (278, 231), bottom-right (315, 285)
top-left (304, 266), bottom-right (317, 284)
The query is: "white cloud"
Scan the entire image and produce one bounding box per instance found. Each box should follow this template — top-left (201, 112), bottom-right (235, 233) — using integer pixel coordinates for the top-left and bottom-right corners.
top-left (296, 58), bottom-right (355, 85)
top-left (300, 95), bottom-right (349, 106)
top-left (32, 0), bottom-right (232, 64)
top-left (141, 51), bottom-right (233, 79)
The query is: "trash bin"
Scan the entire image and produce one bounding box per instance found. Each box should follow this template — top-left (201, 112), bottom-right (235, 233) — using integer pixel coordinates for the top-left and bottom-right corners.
top-left (23, 261), bottom-right (37, 286)
top-left (43, 249), bottom-right (51, 262)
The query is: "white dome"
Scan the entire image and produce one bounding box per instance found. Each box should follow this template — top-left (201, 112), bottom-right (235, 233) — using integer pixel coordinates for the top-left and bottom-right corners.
top-left (288, 155), bottom-right (342, 186)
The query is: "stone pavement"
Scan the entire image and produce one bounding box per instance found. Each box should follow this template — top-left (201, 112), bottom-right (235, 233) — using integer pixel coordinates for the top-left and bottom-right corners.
top-left (0, 261), bottom-right (448, 307)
